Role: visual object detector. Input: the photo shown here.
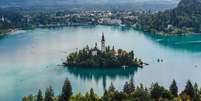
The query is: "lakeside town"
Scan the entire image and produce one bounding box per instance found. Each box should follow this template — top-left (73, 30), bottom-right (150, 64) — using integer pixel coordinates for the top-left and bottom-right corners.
top-left (1, 0), bottom-right (201, 35)
top-left (0, 9), bottom-right (143, 28)
top-left (0, 9), bottom-right (146, 35)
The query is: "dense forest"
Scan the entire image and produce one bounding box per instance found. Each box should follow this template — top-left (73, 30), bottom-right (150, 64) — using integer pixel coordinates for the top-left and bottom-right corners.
top-left (22, 79), bottom-right (201, 101)
top-left (137, 0), bottom-right (201, 34)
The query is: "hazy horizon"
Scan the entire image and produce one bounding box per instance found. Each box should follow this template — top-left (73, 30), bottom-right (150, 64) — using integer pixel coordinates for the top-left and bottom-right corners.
top-left (0, 0), bottom-right (180, 5)
top-left (0, 0), bottom-right (180, 11)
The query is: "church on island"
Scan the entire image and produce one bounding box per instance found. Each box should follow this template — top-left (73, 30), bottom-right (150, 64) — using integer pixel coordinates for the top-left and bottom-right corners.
top-left (91, 33), bottom-right (107, 56)
top-left (64, 32), bottom-right (144, 68)
top-left (89, 33), bottom-right (119, 57)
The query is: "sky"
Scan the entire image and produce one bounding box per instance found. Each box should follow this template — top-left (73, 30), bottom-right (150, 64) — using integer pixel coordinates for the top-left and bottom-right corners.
top-left (1, 0), bottom-right (180, 4)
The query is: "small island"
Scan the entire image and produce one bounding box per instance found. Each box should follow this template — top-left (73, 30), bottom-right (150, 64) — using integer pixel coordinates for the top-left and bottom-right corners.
top-left (63, 33), bottom-right (144, 68)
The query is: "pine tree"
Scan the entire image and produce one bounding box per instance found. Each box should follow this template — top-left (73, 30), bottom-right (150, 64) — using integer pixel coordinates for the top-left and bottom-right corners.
top-left (129, 78), bottom-right (135, 92)
top-left (123, 79), bottom-right (135, 94)
top-left (44, 86), bottom-right (54, 101)
top-left (108, 83), bottom-right (118, 101)
top-left (102, 90), bottom-right (109, 101)
top-left (150, 83), bottom-right (162, 100)
top-left (169, 80), bottom-right (178, 97)
top-left (193, 83), bottom-right (200, 101)
top-left (59, 78), bottom-right (72, 101)
top-left (184, 80), bottom-right (194, 98)
top-left (108, 83), bottom-right (115, 93)
top-left (123, 82), bottom-right (130, 93)
top-left (90, 88), bottom-right (96, 101)
top-left (36, 89), bottom-right (43, 101)
top-left (150, 83), bottom-right (172, 100)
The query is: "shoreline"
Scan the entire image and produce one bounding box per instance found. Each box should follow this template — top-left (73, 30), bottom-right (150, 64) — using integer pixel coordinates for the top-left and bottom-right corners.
top-left (131, 27), bottom-right (201, 36)
top-left (1, 24), bottom-right (201, 37)
top-left (0, 28), bottom-right (19, 36)
top-left (63, 62), bottom-right (144, 69)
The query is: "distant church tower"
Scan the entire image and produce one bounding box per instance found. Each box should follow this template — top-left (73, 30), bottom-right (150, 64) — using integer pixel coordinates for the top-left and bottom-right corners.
top-left (101, 32), bottom-right (106, 52)
top-left (1, 16), bottom-right (5, 22)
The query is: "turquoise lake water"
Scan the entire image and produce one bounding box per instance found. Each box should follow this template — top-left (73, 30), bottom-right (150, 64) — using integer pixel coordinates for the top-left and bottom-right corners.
top-left (0, 26), bottom-right (201, 101)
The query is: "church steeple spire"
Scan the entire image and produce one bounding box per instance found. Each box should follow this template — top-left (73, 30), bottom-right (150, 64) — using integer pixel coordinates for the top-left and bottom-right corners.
top-left (102, 32), bottom-right (105, 42)
top-left (1, 16), bottom-right (5, 22)
top-left (101, 32), bottom-right (106, 52)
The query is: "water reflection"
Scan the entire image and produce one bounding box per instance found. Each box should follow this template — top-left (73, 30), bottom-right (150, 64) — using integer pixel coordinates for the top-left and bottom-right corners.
top-left (66, 67), bottom-right (138, 91)
top-left (0, 35), bottom-right (7, 40)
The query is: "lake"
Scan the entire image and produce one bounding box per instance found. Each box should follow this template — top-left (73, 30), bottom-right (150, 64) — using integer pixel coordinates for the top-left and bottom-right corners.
top-left (0, 25), bottom-right (201, 101)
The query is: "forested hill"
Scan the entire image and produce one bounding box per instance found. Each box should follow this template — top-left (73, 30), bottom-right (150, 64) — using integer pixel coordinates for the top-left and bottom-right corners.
top-left (138, 0), bottom-right (201, 34)
top-left (176, 0), bottom-right (201, 14)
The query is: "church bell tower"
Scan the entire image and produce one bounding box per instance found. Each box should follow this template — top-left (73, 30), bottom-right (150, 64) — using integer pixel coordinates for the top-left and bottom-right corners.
top-left (101, 32), bottom-right (106, 52)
